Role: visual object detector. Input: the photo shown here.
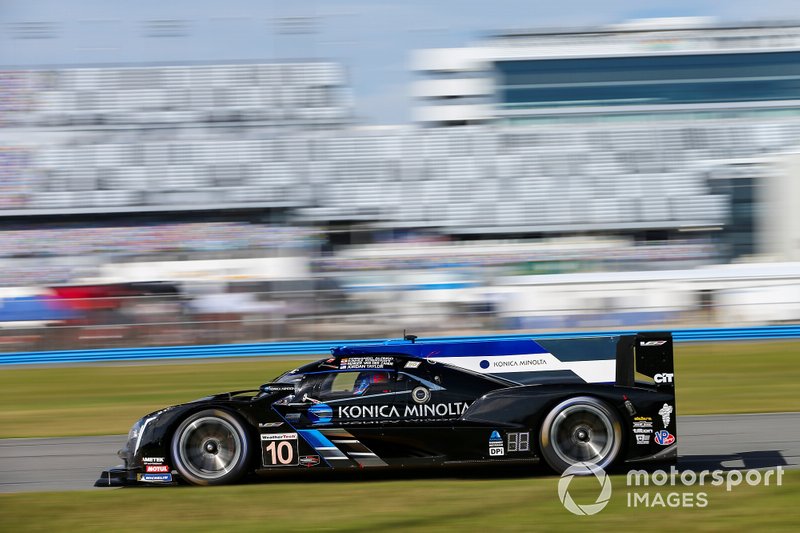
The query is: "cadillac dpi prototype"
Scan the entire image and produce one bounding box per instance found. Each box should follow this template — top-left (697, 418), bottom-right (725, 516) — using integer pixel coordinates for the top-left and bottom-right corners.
top-left (96, 332), bottom-right (677, 486)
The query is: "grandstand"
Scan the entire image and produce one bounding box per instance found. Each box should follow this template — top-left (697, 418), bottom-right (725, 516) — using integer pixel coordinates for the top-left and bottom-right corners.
top-left (1, 62), bottom-right (351, 129)
top-left (315, 238), bottom-right (716, 273)
top-left (0, 121), bottom-right (754, 230)
top-left (408, 18), bottom-right (800, 259)
top-left (2, 18), bottom-right (800, 281)
top-left (1, 17), bottom-right (800, 349)
top-left (0, 223), bottom-right (316, 259)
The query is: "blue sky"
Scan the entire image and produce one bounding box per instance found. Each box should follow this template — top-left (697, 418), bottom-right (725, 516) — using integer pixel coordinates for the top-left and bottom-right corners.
top-left (2, 0), bottom-right (800, 123)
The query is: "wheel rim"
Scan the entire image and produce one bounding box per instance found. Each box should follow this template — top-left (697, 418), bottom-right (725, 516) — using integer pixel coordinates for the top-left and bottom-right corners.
top-left (178, 416), bottom-right (242, 480)
top-left (550, 404), bottom-right (614, 465)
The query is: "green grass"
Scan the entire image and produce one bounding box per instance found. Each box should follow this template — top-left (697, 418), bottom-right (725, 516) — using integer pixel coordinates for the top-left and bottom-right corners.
top-left (676, 340), bottom-right (800, 414)
top-left (0, 359), bottom-right (302, 438)
top-left (1, 340), bottom-right (799, 438)
top-left (0, 470), bottom-right (797, 532)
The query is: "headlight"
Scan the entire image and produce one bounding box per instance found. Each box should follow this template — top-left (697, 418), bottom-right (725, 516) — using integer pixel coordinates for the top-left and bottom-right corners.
top-left (128, 419), bottom-right (144, 441)
top-left (127, 408), bottom-right (173, 455)
top-left (131, 416), bottom-right (158, 455)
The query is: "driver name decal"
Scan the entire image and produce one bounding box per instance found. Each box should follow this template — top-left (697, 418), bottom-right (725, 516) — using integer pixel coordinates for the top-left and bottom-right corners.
top-left (340, 356), bottom-right (395, 370)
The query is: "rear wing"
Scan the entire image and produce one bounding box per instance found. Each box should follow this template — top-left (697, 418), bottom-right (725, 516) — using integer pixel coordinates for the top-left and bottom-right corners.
top-left (616, 331), bottom-right (674, 391)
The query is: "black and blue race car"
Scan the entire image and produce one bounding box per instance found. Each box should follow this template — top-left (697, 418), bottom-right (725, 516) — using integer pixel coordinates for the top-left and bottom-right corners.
top-left (96, 332), bottom-right (677, 486)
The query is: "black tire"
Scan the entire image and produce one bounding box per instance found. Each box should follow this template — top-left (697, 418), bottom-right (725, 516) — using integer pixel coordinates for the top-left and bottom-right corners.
top-left (539, 396), bottom-right (622, 474)
top-left (171, 409), bottom-right (250, 486)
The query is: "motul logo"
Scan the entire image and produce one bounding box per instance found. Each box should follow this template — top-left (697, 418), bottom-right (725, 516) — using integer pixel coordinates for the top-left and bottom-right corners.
top-left (145, 465), bottom-right (170, 473)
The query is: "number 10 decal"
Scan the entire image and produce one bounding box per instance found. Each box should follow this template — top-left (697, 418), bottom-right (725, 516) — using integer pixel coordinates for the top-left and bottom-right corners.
top-left (261, 432), bottom-right (299, 467)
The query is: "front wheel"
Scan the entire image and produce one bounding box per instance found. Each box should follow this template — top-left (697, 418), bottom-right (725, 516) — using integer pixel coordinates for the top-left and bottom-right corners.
top-left (539, 396), bottom-right (622, 474)
top-left (171, 409), bottom-right (250, 486)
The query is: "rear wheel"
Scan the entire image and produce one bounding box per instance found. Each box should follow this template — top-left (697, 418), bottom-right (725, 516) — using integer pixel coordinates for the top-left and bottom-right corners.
top-left (539, 396), bottom-right (622, 474)
top-left (171, 409), bottom-right (250, 486)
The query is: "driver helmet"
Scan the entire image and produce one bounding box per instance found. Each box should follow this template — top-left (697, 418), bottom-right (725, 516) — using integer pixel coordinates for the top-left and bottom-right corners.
top-left (353, 371), bottom-right (390, 395)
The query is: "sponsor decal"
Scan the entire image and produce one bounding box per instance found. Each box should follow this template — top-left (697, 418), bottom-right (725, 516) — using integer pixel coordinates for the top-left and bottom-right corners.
top-left (654, 372), bottom-right (674, 384)
top-left (337, 402), bottom-right (469, 420)
top-left (489, 430), bottom-right (505, 456)
top-left (654, 430), bottom-right (676, 446)
top-left (507, 432), bottom-right (530, 452)
top-left (261, 432), bottom-right (299, 441)
top-left (640, 340), bottom-right (667, 346)
top-left (633, 416), bottom-right (653, 434)
top-left (433, 353), bottom-right (615, 383)
top-left (262, 383), bottom-right (296, 393)
top-left (285, 413), bottom-right (301, 421)
top-left (299, 455), bottom-right (321, 467)
top-left (142, 457), bottom-right (165, 464)
top-left (485, 358), bottom-right (547, 369)
top-left (658, 403), bottom-right (674, 427)
top-left (340, 356), bottom-right (394, 370)
top-left (308, 403), bottom-right (333, 424)
top-left (404, 361), bottom-right (421, 369)
top-left (262, 433), bottom-right (299, 467)
top-left (138, 473), bottom-right (172, 483)
top-left (259, 422), bottom-right (284, 428)
top-left (145, 464), bottom-right (170, 473)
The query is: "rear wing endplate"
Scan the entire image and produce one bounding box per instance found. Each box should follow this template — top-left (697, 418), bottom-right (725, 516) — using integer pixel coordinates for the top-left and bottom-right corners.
top-left (616, 331), bottom-right (674, 390)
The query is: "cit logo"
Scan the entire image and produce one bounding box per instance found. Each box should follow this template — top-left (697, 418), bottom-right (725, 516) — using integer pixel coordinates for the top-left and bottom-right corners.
top-left (557, 462), bottom-right (612, 516)
top-left (654, 372), bottom-right (674, 384)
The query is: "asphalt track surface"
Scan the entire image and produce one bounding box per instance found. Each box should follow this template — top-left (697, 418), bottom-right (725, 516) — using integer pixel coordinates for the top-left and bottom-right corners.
top-left (1, 413), bottom-right (798, 493)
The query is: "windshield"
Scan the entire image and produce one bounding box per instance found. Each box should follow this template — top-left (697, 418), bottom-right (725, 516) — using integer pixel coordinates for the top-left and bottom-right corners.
top-left (275, 370), bottom-right (402, 404)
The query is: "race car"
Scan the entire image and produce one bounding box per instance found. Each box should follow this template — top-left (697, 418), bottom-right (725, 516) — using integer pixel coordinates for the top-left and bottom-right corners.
top-left (96, 331), bottom-right (677, 486)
